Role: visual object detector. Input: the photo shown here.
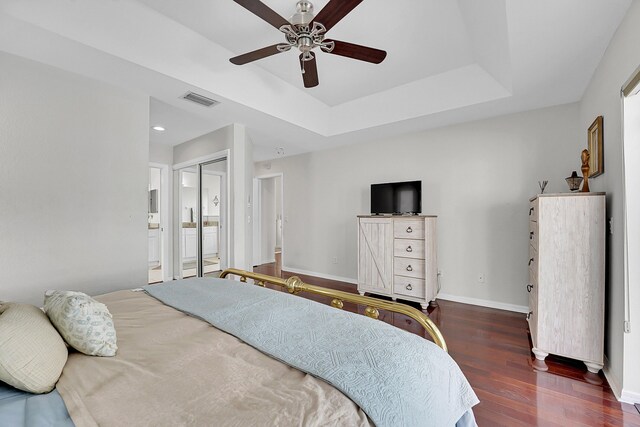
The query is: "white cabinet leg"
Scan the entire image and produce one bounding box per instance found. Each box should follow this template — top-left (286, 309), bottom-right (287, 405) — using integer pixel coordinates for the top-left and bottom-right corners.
top-left (531, 348), bottom-right (549, 371)
top-left (584, 362), bottom-right (603, 374)
top-left (391, 297), bottom-right (397, 301)
top-left (358, 291), bottom-right (365, 296)
top-left (532, 348), bottom-right (548, 361)
top-left (420, 302), bottom-right (429, 310)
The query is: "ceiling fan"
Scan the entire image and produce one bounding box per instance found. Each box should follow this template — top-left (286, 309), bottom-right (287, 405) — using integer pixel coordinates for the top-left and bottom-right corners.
top-left (229, 0), bottom-right (387, 88)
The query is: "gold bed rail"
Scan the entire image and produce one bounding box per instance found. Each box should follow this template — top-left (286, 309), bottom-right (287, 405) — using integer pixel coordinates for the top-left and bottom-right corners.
top-left (219, 268), bottom-right (447, 352)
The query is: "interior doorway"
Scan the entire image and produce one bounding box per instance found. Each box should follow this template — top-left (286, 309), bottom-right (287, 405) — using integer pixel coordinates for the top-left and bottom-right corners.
top-left (174, 156), bottom-right (228, 279)
top-left (148, 164), bottom-right (169, 284)
top-left (253, 174), bottom-right (284, 276)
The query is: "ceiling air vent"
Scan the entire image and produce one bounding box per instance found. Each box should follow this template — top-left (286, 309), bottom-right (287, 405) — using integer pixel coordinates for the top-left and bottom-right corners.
top-left (182, 91), bottom-right (219, 108)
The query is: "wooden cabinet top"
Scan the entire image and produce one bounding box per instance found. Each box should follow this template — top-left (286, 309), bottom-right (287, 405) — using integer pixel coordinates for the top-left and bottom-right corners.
top-left (529, 192), bottom-right (605, 202)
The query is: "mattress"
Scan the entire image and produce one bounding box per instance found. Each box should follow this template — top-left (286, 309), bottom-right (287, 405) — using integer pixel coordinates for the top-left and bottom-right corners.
top-left (1, 280), bottom-right (478, 426)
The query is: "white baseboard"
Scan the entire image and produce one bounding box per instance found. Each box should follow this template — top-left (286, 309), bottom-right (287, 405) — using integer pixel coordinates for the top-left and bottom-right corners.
top-left (621, 389), bottom-right (640, 404)
top-left (603, 355), bottom-right (623, 401)
top-left (282, 266), bottom-right (357, 285)
top-left (437, 293), bottom-right (529, 314)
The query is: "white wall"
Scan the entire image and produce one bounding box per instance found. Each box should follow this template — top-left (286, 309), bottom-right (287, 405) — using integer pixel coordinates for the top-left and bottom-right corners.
top-left (150, 143), bottom-right (173, 165)
top-left (623, 90), bottom-right (640, 402)
top-left (0, 52), bottom-right (149, 305)
top-left (578, 0), bottom-right (640, 401)
top-left (255, 103), bottom-right (580, 308)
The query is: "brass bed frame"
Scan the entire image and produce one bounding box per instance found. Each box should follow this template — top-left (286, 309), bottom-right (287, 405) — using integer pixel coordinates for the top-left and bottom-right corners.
top-left (219, 268), bottom-right (447, 352)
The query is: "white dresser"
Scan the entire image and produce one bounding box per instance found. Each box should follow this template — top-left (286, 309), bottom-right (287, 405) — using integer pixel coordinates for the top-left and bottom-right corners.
top-left (357, 215), bottom-right (438, 310)
top-left (527, 193), bottom-right (606, 373)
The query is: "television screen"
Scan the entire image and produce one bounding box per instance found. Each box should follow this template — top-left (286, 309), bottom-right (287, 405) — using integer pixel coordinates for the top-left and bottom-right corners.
top-left (371, 181), bottom-right (421, 214)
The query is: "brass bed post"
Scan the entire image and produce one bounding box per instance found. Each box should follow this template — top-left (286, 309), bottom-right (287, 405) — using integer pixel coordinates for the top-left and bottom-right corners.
top-left (219, 268), bottom-right (448, 352)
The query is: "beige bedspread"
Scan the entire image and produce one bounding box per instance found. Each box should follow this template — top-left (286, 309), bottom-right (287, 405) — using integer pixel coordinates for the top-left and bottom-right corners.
top-left (55, 290), bottom-right (371, 427)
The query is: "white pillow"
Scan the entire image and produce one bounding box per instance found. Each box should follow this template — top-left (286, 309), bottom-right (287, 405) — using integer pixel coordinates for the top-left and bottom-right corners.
top-left (0, 303), bottom-right (68, 393)
top-left (44, 291), bottom-right (118, 357)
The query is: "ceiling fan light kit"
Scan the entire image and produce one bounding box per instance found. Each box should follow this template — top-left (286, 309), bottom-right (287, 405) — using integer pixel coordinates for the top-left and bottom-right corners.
top-left (230, 0), bottom-right (387, 88)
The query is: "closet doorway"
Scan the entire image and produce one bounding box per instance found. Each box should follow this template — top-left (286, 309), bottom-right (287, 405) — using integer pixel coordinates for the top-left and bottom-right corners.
top-left (174, 154), bottom-right (228, 279)
top-left (253, 174), bottom-right (284, 276)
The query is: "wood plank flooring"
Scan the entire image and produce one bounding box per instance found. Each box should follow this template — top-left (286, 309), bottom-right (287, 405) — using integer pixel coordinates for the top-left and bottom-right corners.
top-left (253, 263), bottom-right (640, 426)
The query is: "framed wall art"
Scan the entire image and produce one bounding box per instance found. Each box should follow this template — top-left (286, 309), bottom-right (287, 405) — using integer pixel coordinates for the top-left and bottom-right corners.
top-left (588, 116), bottom-right (604, 177)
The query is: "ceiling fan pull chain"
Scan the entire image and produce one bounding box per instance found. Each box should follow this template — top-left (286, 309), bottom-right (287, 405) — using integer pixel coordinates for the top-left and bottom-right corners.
top-left (301, 59), bottom-right (306, 74)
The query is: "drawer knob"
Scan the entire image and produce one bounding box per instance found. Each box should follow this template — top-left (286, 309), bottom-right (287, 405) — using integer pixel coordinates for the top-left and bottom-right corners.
top-left (406, 245), bottom-right (413, 252)
top-left (406, 226), bottom-right (413, 233)
top-left (529, 207), bottom-right (534, 216)
top-left (526, 311), bottom-right (533, 320)
top-left (527, 284), bottom-right (533, 292)
top-left (406, 265), bottom-right (413, 272)
top-left (528, 258), bottom-right (534, 266)
top-left (529, 231), bottom-right (534, 240)
top-left (406, 284), bottom-right (413, 291)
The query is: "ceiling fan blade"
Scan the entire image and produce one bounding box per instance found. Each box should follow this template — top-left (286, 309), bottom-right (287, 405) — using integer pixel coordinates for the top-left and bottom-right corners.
top-left (233, 0), bottom-right (290, 30)
top-left (230, 44), bottom-right (287, 65)
top-left (299, 53), bottom-right (319, 88)
top-left (324, 40), bottom-right (386, 64)
top-left (312, 0), bottom-right (363, 32)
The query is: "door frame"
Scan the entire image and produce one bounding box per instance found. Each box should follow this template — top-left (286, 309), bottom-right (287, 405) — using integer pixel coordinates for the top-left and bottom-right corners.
top-left (149, 162), bottom-right (171, 282)
top-left (253, 173), bottom-right (284, 268)
top-left (173, 149), bottom-right (230, 278)
top-left (199, 167), bottom-right (228, 272)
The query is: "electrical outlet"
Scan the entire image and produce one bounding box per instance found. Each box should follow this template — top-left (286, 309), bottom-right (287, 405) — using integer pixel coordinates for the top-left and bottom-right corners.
top-left (478, 273), bottom-right (486, 283)
top-left (624, 321), bottom-right (631, 333)
top-left (609, 217), bottom-right (614, 235)
top-left (331, 257), bottom-right (338, 264)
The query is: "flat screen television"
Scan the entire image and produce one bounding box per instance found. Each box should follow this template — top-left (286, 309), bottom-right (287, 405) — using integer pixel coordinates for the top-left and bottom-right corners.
top-left (371, 181), bottom-right (421, 215)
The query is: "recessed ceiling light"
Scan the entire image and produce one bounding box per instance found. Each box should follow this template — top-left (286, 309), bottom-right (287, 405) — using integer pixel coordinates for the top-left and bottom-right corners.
top-left (152, 126), bottom-right (165, 132)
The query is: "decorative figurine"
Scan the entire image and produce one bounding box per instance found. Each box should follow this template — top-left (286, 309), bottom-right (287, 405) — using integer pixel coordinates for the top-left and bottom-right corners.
top-left (565, 171), bottom-right (583, 192)
top-left (581, 149), bottom-right (590, 193)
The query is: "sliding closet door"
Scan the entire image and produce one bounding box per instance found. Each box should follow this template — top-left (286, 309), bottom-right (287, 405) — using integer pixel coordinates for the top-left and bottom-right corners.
top-left (178, 168), bottom-right (199, 278)
top-left (174, 157), bottom-right (228, 279)
top-left (200, 160), bottom-right (227, 276)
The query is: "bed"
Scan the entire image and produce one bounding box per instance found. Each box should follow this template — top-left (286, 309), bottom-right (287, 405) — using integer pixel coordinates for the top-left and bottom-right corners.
top-left (0, 269), bottom-right (478, 426)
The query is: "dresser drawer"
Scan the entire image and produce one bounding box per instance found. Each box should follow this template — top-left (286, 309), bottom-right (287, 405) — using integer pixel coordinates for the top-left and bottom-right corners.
top-left (394, 220), bottom-right (424, 239)
top-left (528, 245), bottom-right (537, 274)
top-left (393, 239), bottom-right (425, 259)
top-left (529, 221), bottom-right (538, 250)
top-left (393, 276), bottom-right (426, 299)
top-left (394, 257), bottom-right (425, 279)
top-left (529, 199), bottom-right (538, 222)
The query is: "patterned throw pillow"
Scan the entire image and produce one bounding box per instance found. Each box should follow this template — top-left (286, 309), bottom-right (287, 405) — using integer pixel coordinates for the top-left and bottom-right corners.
top-left (0, 303), bottom-right (68, 393)
top-left (44, 291), bottom-right (117, 357)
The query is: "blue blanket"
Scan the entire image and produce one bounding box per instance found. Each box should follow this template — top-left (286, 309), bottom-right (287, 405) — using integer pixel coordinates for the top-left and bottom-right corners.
top-left (144, 277), bottom-right (479, 427)
top-left (0, 383), bottom-right (73, 427)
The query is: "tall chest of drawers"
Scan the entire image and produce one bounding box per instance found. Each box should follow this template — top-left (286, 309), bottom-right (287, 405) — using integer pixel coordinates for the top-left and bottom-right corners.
top-left (357, 215), bottom-right (438, 310)
top-left (527, 193), bottom-right (606, 373)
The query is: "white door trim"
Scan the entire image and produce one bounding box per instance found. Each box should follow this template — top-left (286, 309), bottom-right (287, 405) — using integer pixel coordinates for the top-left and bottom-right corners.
top-left (201, 167), bottom-right (228, 271)
top-left (173, 149), bottom-right (229, 170)
top-left (149, 162), bottom-right (171, 282)
top-left (252, 178), bottom-right (262, 266)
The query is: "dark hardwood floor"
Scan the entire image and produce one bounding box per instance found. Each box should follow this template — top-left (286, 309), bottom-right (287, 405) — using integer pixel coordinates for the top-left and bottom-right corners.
top-left (253, 263), bottom-right (640, 426)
